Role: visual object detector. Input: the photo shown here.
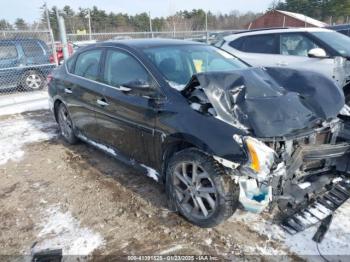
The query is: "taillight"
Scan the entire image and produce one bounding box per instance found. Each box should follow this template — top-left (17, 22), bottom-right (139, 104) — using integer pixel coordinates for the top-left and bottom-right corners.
top-left (49, 55), bottom-right (55, 64)
top-left (47, 74), bottom-right (53, 84)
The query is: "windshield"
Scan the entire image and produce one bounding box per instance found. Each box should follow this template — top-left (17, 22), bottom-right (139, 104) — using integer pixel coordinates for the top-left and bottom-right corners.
top-left (311, 31), bottom-right (350, 57)
top-left (143, 45), bottom-right (247, 89)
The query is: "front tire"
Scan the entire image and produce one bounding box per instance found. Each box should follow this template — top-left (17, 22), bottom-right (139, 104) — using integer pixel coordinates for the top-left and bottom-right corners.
top-left (57, 103), bottom-right (78, 144)
top-left (21, 70), bottom-right (45, 91)
top-left (166, 148), bottom-right (239, 227)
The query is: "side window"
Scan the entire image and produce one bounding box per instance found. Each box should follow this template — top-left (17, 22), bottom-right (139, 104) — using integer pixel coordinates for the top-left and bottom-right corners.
top-left (229, 37), bottom-right (245, 51)
top-left (22, 41), bottom-right (44, 57)
top-left (103, 49), bottom-right (152, 89)
top-left (240, 34), bottom-right (278, 54)
top-left (0, 44), bottom-right (17, 59)
top-left (339, 30), bottom-right (350, 37)
top-left (280, 33), bottom-right (320, 56)
top-left (66, 56), bottom-right (75, 73)
top-left (74, 49), bottom-right (102, 81)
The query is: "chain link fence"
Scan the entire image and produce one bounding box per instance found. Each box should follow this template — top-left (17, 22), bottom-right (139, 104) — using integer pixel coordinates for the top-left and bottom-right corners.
top-left (0, 30), bottom-right (57, 95)
top-left (67, 29), bottom-right (241, 45)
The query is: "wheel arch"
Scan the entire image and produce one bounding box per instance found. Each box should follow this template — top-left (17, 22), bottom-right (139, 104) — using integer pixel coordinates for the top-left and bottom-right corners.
top-left (160, 134), bottom-right (213, 182)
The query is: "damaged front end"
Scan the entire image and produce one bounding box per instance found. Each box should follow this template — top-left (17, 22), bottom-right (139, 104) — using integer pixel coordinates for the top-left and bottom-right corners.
top-left (182, 67), bottom-right (350, 232)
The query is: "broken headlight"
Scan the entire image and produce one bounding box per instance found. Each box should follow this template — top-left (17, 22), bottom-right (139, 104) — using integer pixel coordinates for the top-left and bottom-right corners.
top-left (244, 137), bottom-right (276, 181)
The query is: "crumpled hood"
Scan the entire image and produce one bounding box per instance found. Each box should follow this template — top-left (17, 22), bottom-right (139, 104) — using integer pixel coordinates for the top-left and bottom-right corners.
top-left (191, 67), bottom-right (345, 138)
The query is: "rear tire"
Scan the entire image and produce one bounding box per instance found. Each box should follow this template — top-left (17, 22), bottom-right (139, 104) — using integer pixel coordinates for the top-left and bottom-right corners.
top-left (166, 148), bottom-right (239, 227)
top-left (57, 103), bottom-right (78, 144)
top-left (21, 70), bottom-right (45, 91)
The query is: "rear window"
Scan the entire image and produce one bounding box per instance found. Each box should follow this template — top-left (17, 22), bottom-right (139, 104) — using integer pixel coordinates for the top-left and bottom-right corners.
top-left (22, 41), bottom-right (44, 57)
top-left (0, 44), bottom-right (17, 59)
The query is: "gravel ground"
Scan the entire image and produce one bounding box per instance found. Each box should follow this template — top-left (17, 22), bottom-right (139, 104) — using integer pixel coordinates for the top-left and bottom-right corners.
top-left (0, 110), bottom-right (349, 261)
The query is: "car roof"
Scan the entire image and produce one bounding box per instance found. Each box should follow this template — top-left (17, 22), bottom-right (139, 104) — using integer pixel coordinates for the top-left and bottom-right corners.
top-left (223, 27), bottom-right (332, 41)
top-left (96, 38), bottom-right (204, 49)
top-left (327, 24), bottom-right (350, 30)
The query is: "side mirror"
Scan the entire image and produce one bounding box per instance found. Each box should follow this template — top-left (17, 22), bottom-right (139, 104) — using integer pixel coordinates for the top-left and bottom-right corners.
top-left (308, 48), bottom-right (328, 58)
top-left (122, 80), bottom-right (151, 90)
top-left (121, 80), bottom-right (159, 97)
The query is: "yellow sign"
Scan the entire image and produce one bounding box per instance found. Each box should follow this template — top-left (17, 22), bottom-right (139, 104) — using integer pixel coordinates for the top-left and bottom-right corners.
top-left (194, 59), bottom-right (203, 73)
top-left (77, 29), bottom-right (87, 35)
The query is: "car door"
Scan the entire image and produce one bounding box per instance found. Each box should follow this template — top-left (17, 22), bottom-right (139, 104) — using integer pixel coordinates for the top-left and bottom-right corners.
top-left (0, 42), bottom-right (21, 88)
top-left (60, 48), bottom-right (104, 140)
top-left (227, 34), bottom-right (280, 67)
top-left (272, 32), bottom-right (334, 78)
top-left (95, 47), bottom-right (162, 166)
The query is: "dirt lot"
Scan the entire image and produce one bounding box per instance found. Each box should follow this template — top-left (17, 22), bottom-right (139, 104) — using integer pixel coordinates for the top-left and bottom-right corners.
top-left (0, 110), bottom-right (349, 261)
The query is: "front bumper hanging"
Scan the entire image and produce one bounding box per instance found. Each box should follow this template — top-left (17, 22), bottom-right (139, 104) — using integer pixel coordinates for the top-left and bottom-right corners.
top-left (279, 176), bottom-right (350, 235)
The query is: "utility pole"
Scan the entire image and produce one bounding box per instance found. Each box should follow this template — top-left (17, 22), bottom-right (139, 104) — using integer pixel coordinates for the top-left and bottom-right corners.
top-left (205, 11), bottom-right (209, 43)
top-left (56, 8), bottom-right (69, 61)
top-left (87, 8), bottom-right (92, 40)
top-left (149, 11), bottom-right (154, 38)
top-left (44, 2), bottom-right (58, 65)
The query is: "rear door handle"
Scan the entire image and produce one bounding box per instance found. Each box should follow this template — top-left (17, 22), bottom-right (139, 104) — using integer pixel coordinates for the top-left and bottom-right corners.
top-left (97, 98), bottom-right (109, 107)
top-left (64, 88), bottom-right (72, 94)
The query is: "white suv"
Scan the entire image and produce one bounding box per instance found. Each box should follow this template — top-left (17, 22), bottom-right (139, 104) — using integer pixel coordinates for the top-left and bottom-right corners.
top-left (218, 28), bottom-right (350, 103)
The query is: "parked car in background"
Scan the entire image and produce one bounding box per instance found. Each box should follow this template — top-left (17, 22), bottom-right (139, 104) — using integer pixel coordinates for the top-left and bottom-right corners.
top-left (327, 24), bottom-right (350, 37)
top-left (0, 38), bottom-right (55, 91)
top-left (217, 28), bottom-right (350, 104)
top-left (49, 42), bottom-right (74, 65)
top-left (48, 39), bottom-right (350, 228)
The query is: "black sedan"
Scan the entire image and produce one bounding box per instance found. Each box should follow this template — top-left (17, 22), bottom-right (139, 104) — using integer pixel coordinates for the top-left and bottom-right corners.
top-left (48, 39), bottom-right (350, 228)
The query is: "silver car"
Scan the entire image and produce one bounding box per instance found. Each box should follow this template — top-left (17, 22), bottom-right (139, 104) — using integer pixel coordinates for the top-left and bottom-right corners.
top-left (218, 28), bottom-right (350, 104)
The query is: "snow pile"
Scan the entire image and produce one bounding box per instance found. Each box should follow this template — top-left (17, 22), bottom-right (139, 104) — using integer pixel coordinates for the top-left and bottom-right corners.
top-left (140, 164), bottom-right (159, 182)
top-left (0, 115), bottom-right (57, 165)
top-left (34, 206), bottom-right (104, 256)
top-left (0, 91), bottom-right (49, 116)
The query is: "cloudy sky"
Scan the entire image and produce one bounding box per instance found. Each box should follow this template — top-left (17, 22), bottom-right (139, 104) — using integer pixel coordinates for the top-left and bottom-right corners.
top-left (0, 0), bottom-right (273, 23)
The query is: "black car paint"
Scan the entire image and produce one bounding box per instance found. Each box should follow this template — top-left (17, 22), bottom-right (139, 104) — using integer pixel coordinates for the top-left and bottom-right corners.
top-left (327, 24), bottom-right (350, 37)
top-left (187, 67), bottom-right (345, 138)
top-left (49, 40), bottom-right (250, 179)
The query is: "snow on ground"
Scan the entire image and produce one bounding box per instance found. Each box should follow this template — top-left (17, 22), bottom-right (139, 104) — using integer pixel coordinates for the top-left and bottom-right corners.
top-left (0, 114), bottom-right (57, 165)
top-left (0, 91), bottom-right (49, 117)
top-left (230, 200), bottom-right (350, 260)
top-left (33, 206), bottom-right (104, 256)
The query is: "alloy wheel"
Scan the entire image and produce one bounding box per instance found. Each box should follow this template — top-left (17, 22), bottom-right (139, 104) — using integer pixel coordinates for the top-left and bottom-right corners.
top-left (25, 74), bottom-right (42, 90)
top-left (173, 162), bottom-right (218, 219)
